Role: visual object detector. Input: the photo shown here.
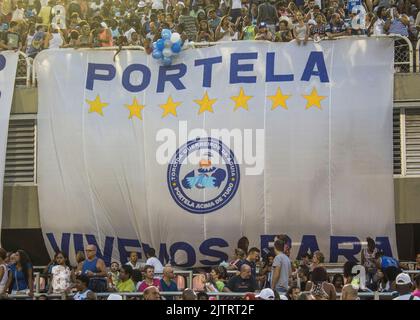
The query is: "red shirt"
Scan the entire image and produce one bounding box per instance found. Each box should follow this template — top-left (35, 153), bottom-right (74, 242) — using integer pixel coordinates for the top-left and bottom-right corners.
top-left (138, 278), bottom-right (161, 292)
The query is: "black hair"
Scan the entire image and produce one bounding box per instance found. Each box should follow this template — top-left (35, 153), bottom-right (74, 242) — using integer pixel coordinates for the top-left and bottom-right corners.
top-left (16, 250), bottom-right (32, 286)
top-left (0, 248), bottom-right (6, 260)
top-left (76, 274), bottom-right (90, 287)
top-left (197, 291), bottom-right (209, 300)
top-left (248, 247), bottom-right (260, 255)
top-left (366, 237), bottom-right (376, 249)
top-left (132, 269), bottom-right (143, 283)
top-left (147, 248), bottom-right (156, 257)
top-left (54, 251), bottom-right (71, 268)
top-left (120, 264), bottom-right (133, 277)
top-left (384, 266), bottom-right (400, 283)
top-left (332, 273), bottom-right (344, 285)
top-left (415, 273), bottom-right (420, 287)
top-left (298, 265), bottom-right (310, 278)
top-left (343, 261), bottom-right (357, 278)
top-left (237, 237), bottom-right (249, 254)
top-left (311, 267), bottom-right (328, 282)
top-left (9, 21), bottom-right (18, 29)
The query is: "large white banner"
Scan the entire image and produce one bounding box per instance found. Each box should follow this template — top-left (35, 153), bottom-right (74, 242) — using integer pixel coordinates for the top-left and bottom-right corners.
top-left (36, 39), bottom-right (396, 267)
top-left (0, 52), bottom-right (18, 246)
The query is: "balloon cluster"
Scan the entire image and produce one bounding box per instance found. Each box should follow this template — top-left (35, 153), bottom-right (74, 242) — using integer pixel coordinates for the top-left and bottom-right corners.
top-left (152, 29), bottom-right (182, 66)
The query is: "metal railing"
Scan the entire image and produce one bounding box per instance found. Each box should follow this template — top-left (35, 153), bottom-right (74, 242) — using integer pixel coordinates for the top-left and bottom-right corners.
top-left (16, 51), bottom-right (32, 87)
top-left (4, 290), bottom-right (400, 300)
top-left (392, 35), bottom-right (414, 73)
top-left (416, 38), bottom-right (420, 72)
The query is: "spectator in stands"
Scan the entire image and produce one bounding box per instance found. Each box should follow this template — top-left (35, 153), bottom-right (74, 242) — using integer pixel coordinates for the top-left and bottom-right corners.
top-left (370, 6), bottom-right (387, 35)
top-left (341, 261), bottom-right (360, 300)
top-left (0, 248), bottom-right (8, 294)
top-left (271, 239), bottom-right (291, 294)
top-left (6, 249), bottom-right (33, 297)
top-left (196, 19), bottom-right (214, 42)
top-left (145, 248), bottom-right (163, 274)
top-left (226, 264), bottom-right (258, 292)
top-left (206, 266), bottom-right (226, 292)
top-left (257, 0), bottom-right (278, 34)
top-left (306, 266), bottom-right (336, 300)
top-left (38, 1), bottom-right (53, 26)
top-left (294, 11), bottom-right (309, 45)
top-left (254, 22), bottom-right (274, 40)
top-left (384, 7), bottom-right (409, 36)
top-left (208, 7), bottom-right (221, 33)
top-left (143, 285), bottom-right (161, 300)
top-left (275, 20), bottom-right (293, 41)
top-left (197, 291), bottom-right (209, 300)
top-left (126, 251), bottom-right (142, 270)
top-left (260, 252), bottom-right (275, 288)
top-left (116, 265), bottom-right (135, 293)
top-left (415, 252), bottom-right (420, 270)
top-left (72, 274), bottom-right (96, 300)
top-left (326, 13), bottom-right (348, 38)
top-left (413, 274), bottom-right (420, 298)
top-left (80, 244), bottom-right (107, 293)
top-left (256, 287), bottom-right (275, 300)
top-left (215, 15), bottom-right (237, 41)
top-left (182, 288), bottom-right (198, 300)
top-left (26, 24), bottom-right (46, 58)
top-left (179, 7), bottom-right (197, 41)
top-left (138, 265), bottom-right (161, 292)
top-left (229, 248), bottom-right (246, 270)
top-left (44, 24), bottom-right (64, 49)
top-left (160, 265), bottom-right (178, 294)
top-left (310, 250), bottom-right (325, 271)
top-left (11, 1), bottom-right (25, 22)
top-left (237, 247), bottom-right (260, 279)
top-left (361, 237), bottom-right (378, 289)
top-left (297, 264), bottom-right (310, 291)
top-left (0, 21), bottom-right (22, 51)
top-left (332, 273), bottom-right (344, 293)
top-left (393, 273), bottom-right (419, 300)
top-left (286, 285), bottom-right (301, 300)
top-left (131, 268), bottom-right (143, 288)
top-left (49, 251), bottom-right (72, 294)
top-left (107, 261), bottom-right (120, 289)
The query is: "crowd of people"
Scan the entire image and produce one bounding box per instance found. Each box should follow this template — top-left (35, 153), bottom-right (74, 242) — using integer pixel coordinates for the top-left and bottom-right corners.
top-left (0, 235), bottom-right (419, 300)
top-left (0, 0), bottom-right (419, 58)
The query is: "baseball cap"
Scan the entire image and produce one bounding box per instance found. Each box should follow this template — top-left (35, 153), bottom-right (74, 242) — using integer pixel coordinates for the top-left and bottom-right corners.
top-left (138, 1), bottom-right (146, 7)
top-left (256, 288), bottom-right (275, 300)
top-left (107, 293), bottom-right (123, 300)
top-left (100, 22), bottom-right (108, 28)
top-left (258, 22), bottom-right (267, 28)
top-left (396, 273), bottom-right (412, 286)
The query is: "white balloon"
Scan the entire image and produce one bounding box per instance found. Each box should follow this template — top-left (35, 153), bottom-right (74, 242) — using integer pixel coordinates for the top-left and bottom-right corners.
top-left (162, 48), bottom-right (172, 57)
top-left (170, 32), bottom-right (181, 43)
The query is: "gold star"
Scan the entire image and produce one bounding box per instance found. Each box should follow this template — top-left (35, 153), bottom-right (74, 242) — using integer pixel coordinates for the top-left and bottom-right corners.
top-left (86, 95), bottom-right (108, 116)
top-left (194, 91), bottom-right (217, 115)
top-left (160, 95), bottom-right (181, 118)
top-left (267, 87), bottom-right (291, 110)
top-left (230, 87), bottom-right (253, 111)
top-left (125, 98), bottom-right (145, 120)
top-left (302, 87), bottom-right (326, 110)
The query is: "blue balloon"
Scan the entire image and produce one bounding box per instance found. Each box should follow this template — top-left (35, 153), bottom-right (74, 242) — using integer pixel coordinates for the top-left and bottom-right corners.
top-left (171, 41), bottom-right (181, 53)
top-left (152, 49), bottom-right (163, 60)
top-left (161, 29), bottom-right (172, 40)
top-left (152, 42), bottom-right (157, 49)
top-left (156, 39), bottom-right (165, 51)
top-left (162, 56), bottom-right (172, 66)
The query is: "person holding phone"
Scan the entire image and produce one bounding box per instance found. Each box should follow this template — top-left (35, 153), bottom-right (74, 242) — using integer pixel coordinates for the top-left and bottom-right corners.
top-left (0, 21), bottom-right (22, 51)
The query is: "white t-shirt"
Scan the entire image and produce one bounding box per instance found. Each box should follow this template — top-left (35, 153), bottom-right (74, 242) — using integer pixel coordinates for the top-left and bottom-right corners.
top-left (152, 0), bottom-right (164, 10)
top-left (146, 257), bottom-right (164, 274)
top-left (52, 5), bottom-right (66, 17)
top-left (314, 0), bottom-right (322, 9)
top-left (232, 0), bottom-right (242, 10)
top-left (0, 264), bottom-right (8, 294)
top-left (51, 265), bottom-right (71, 294)
top-left (126, 261), bottom-right (144, 270)
top-left (11, 8), bottom-right (25, 21)
top-left (393, 294), bottom-right (420, 300)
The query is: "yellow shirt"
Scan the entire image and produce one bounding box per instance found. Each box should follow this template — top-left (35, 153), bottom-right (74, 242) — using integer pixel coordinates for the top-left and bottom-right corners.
top-left (116, 279), bottom-right (135, 292)
top-left (1, 0), bottom-right (12, 16)
top-left (38, 6), bottom-right (52, 26)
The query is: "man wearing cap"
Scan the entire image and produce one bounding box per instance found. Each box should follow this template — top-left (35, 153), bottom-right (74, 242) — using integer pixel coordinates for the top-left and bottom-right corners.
top-left (392, 273), bottom-right (419, 300)
top-left (256, 288), bottom-right (275, 300)
top-left (257, 0), bottom-right (278, 34)
top-left (254, 22), bottom-right (273, 41)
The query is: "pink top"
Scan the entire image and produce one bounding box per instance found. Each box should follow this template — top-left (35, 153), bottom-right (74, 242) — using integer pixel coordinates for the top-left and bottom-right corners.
top-left (413, 289), bottom-right (420, 297)
top-left (138, 278), bottom-right (161, 292)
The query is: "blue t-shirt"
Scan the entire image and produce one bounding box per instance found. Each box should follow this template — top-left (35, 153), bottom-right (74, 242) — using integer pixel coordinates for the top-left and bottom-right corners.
top-left (160, 279), bottom-right (178, 292)
top-left (347, 0), bottom-right (362, 13)
top-left (9, 263), bottom-right (32, 291)
top-left (381, 256), bottom-right (399, 269)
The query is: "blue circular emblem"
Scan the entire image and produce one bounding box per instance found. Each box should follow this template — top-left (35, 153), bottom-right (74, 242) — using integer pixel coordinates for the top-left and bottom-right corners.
top-left (167, 137), bottom-right (240, 214)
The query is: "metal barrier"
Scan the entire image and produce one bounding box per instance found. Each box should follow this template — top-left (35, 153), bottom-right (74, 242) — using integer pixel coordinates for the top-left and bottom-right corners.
top-left (5, 290), bottom-right (400, 300)
top-left (416, 38), bottom-right (420, 72)
top-left (392, 35), bottom-right (414, 73)
top-left (16, 51), bottom-right (32, 87)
